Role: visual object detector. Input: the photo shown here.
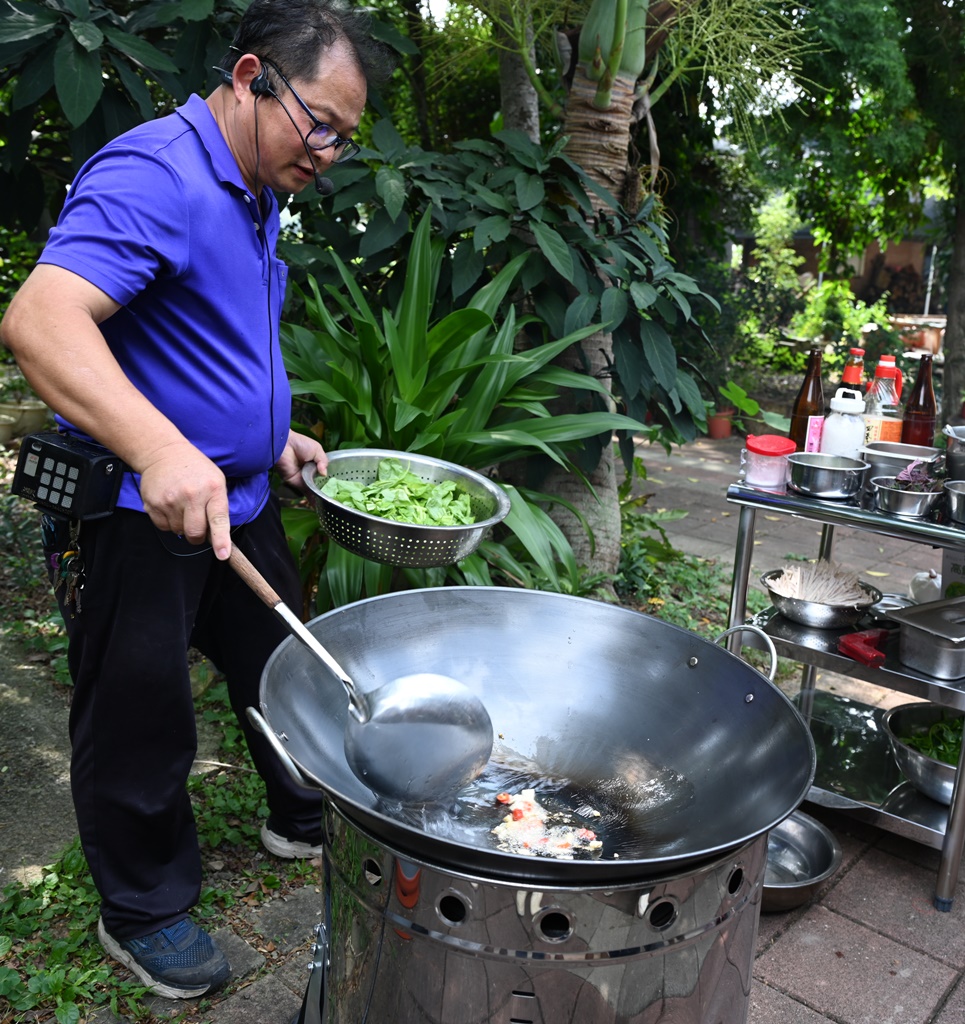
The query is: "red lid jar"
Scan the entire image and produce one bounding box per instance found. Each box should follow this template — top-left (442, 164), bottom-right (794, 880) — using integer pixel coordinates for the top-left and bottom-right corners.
top-left (743, 434), bottom-right (796, 490)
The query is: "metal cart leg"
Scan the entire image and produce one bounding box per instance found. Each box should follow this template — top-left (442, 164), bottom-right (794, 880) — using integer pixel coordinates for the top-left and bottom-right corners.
top-left (727, 506), bottom-right (757, 654)
top-left (935, 742), bottom-right (965, 910)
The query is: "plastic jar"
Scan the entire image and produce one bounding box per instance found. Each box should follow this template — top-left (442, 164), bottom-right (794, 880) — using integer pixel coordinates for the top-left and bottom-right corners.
top-left (820, 387), bottom-right (866, 461)
top-left (742, 434), bottom-right (797, 489)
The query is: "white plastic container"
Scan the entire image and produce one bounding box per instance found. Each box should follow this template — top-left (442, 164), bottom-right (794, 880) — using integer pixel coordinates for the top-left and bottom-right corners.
top-left (741, 434), bottom-right (797, 490)
top-left (820, 388), bottom-right (866, 461)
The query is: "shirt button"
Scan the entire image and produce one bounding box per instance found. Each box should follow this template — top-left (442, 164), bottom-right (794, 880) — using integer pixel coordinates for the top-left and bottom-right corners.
top-left (244, 195), bottom-right (251, 204)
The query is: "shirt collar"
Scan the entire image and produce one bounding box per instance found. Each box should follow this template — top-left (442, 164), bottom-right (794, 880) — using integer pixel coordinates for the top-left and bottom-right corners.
top-left (176, 94), bottom-right (277, 215)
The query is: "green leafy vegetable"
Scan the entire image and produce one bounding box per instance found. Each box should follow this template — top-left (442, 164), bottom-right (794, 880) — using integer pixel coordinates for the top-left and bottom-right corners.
top-left (318, 458), bottom-right (476, 526)
top-left (900, 713), bottom-right (963, 766)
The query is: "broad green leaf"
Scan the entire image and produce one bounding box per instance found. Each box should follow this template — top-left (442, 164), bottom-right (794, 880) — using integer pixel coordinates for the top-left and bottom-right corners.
top-left (600, 285), bottom-right (628, 329)
top-left (369, 17), bottom-right (419, 54)
top-left (69, 19), bottom-right (102, 51)
top-left (640, 320), bottom-right (678, 392)
top-left (675, 368), bottom-right (707, 419)
top-left (531, 221), bottom-right (573, 279)
top-left (62, 0), bottom-right (89, 16)
top-left (102, 26), bottom-right (179, 73)
top-left (498, 484), bottom-right (562, 588)
top-left (11, 46), bottom-right (55, 109)
top-left (375, 165), bottom-right (406, 223)
top-left (664, 284), bottom-right (692, 322)
top-left (0, 5), bottom-right (58, 44)
top-left (629, 281), bottom-right (658, 309)
top-left (451, 239), bottom-right (483, 298)
top-left (473, 214), bottom-right (512, 251)
top-left (358, 206), bottom-right (409, 258)
top-left (155, 0), bottom-right (215, 23)
top-left (563, 294), bottom-right (598, 335)
top-left (370, 118), bottom-right (407, 161)
top-left (514, 172), bottom-right (544, 211)
top-left (54, 31), bottom-right (103, 126)
top-left (111, 56), bottom-right (154, 121)
top-left (323, 542), bottom-right (366, 609)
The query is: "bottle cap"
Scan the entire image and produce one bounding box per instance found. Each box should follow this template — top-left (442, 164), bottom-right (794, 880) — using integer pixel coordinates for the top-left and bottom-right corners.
top-left (873, 355), bottom-right (899, 378)
top-left (848, 348), bottom-right (865, 357)
top-left (746, 434), bottom-right (797, 456)
top-left (829, 387), bottom-right (865, 413)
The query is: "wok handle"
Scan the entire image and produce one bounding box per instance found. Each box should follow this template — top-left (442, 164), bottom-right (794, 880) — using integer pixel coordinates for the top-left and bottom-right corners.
top-left (246, 706), bottom-right (318, 790)
top-left (714, 624), bottom-right (778, 682)
top-left (229, 543), bottom-right (369, 721)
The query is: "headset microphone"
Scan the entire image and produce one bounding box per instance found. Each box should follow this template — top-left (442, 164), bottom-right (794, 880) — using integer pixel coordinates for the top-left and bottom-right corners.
top-left (314, 174), bottom-right (335, 196)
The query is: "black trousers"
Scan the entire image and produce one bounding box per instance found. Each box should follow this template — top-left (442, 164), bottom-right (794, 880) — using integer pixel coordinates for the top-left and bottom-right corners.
top-left (43, 499), bottom-right (324, 939)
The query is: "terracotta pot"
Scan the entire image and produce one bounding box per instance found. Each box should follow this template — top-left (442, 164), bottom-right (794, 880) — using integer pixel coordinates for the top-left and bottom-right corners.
top-left (707, 409), bottom-right (734, 439)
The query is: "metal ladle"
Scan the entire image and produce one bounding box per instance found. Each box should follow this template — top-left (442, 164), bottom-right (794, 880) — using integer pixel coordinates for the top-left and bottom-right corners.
top-left (229, 544), bottom-right (494, 802)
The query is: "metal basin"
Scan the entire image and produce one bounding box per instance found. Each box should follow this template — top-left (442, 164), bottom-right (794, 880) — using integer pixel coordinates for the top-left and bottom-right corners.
top-left (762, 809), bottom-right (842, 912)
top-left (882, 703), bottom-right (961, 805)
top-left (872, 476), bottom-right (943, 518)
top-left (761, 569), bottom-right (881, 629)
top-left (257, 587), bottom-right (815, 884)
top-left (787, 453), bottom-right (868, 499)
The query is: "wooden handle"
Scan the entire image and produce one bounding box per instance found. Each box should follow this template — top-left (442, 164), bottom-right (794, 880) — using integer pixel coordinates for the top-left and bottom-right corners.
top-left (228, 543), bottom-right (283, 611)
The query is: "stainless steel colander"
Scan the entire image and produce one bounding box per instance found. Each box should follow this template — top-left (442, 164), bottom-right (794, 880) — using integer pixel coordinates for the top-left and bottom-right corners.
top-left (301, 448), bottom-right (511, 568)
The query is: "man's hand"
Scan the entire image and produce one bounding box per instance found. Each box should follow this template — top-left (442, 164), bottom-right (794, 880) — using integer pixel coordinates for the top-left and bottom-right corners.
top-left (138, 442), bottom-right (231, 559)
top-left (276, 430), bottom-right (327, 491)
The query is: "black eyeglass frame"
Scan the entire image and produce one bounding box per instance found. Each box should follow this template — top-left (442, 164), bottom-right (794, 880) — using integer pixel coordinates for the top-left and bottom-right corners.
top-left (258, 56), bottom-right (361, 163)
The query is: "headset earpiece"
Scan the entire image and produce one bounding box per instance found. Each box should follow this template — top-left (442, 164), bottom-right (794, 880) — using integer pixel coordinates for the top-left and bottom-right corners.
top-left (250, 67), bottom-right (272, 95)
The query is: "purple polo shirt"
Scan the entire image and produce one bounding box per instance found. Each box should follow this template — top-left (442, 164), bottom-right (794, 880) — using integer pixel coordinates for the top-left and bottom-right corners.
top-left (38, 94), bottom-right (291, 524)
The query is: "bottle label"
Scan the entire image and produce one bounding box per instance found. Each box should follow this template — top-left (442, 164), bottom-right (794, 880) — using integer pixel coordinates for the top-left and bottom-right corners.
top-left (804, 415), bottom-right (824, 452)
top-left (864, 417), bottom-right (902, 444)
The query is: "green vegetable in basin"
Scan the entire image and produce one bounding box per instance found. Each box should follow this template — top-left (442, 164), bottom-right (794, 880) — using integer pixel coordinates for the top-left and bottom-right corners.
top-left (901, 713), bottom-right (964, 766)
top-left (318, 457), bottom-right (476, 526)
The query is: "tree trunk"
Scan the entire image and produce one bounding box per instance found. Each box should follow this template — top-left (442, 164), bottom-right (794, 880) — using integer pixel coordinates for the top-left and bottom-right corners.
top-left (537, 69), bottom-right (638, 576)
top-left (943, 191), bottom-right (965, 428)
top-left (496, 21), bottom-right (540, 143)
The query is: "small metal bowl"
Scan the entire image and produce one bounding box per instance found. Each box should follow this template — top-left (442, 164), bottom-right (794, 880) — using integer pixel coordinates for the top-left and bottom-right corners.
top-left (946, 480), bottom-right (965, 525)
top-left (881, 703), bottom-right (961, 806)
top-left (787, 452), bottom-right (869, 500)
top-left (760, 569), bottom-right (882, 629)
top-left (871, 476), bottom-right (943, 518)
top-left (763, 810), bottom-right (842, 913)
top-left (302, 449), bottom-right (511, 568)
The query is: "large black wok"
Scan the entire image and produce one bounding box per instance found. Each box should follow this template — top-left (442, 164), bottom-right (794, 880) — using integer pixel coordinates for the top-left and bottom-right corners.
top-left (255, 587), bottom-right (814, 884)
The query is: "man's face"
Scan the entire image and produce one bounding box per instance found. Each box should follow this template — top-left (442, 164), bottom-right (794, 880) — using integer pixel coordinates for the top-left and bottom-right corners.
top-left (246, 41), bottom-right (367, 196)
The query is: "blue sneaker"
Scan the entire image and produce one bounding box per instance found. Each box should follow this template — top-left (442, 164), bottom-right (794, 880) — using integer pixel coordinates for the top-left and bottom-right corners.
top-left (97, 917), bottom-right (230, 999)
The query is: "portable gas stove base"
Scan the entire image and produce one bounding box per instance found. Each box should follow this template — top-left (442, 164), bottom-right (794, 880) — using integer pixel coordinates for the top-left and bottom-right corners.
top-left (294, 800), bottom-right (767, 1024)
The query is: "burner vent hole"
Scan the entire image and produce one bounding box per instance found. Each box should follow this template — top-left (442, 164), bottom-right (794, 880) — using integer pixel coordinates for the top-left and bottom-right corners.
top-left (727, 867), bottom-right (744, 895)
top-left (648, 899), bottom-right (677, 930)
top-left (438, 894), bottom-right (468, 925)
top-left (536, 910), bottom-right (573, 942)
top-left (362, 859), bottom-right (382, 886)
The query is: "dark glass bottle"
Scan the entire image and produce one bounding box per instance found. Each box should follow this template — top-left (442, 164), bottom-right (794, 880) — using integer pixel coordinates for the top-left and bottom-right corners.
top-left (788, 348), bottom-right (825, 451)
top-left (900, 354), bottom-right (937, 447)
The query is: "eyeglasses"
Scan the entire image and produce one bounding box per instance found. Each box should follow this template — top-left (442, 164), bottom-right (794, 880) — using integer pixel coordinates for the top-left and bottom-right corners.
top-left (259, 57), bottom-right (361, 163)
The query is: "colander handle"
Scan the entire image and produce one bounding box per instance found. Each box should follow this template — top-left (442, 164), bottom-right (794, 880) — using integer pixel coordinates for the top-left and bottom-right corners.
top-left (246, 707), bottom-right (317, 790)
top-left (714, 624), bottom-right (778, 682)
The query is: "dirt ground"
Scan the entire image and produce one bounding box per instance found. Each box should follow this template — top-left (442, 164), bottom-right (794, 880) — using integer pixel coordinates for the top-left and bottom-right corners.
top-left (0, 632), bottom-right (75, 886)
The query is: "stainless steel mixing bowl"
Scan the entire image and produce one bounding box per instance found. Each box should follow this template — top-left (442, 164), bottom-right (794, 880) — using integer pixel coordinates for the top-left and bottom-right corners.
top-left (786, 453), bottom-right (868, 500)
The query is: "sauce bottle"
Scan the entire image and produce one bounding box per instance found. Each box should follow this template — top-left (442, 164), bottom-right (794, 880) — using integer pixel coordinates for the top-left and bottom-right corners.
top-left (841, 347), bottom-right (865, 389)
top-left (901, 353), bottom-right (938, 447)
top-left (863, 355), bottom-right (903, 443)
top-left (788, 348), bottom-right (825, 452)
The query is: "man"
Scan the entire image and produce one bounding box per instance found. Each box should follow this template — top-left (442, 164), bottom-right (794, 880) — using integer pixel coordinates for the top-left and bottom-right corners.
top-left (0, 0), bottom-right (391, 1000)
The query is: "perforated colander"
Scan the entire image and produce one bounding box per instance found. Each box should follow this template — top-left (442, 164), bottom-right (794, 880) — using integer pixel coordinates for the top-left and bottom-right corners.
top-left (301, 448), bottom-right (511, 568)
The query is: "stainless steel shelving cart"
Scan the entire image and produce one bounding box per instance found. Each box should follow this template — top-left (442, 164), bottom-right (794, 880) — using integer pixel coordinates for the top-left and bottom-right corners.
top-left (725, 481), bottom-right (965, 911)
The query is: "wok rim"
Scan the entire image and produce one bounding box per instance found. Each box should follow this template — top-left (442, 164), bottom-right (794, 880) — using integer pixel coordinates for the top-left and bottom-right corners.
top-left (260, 586), bottom-right (817, 883)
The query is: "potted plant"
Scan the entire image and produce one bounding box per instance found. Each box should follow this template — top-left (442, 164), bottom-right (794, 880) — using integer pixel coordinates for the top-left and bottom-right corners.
top-left (705, 401), bottom-right (735, 439)
top-left (0, 372), bottom-right (50, 435)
